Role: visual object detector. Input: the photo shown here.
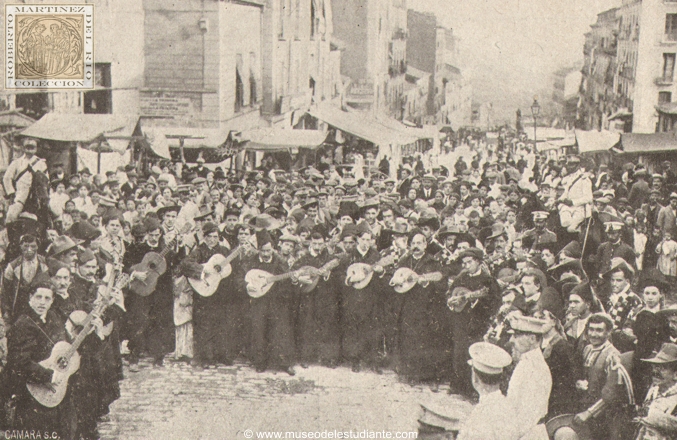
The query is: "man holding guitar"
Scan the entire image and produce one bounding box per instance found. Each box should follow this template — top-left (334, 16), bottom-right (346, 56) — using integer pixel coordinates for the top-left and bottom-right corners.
top-left (123, 218), bottom-right (181, 370)
top-left (391, 229), bottom-right (451, 385)
top-left (180, 222), bottom-right (232, 368)
top-left (291, 230), bottom-right (341, 368)
top-left (3, 284), bottom-right (71, 437)
top-left (447, 247), bottom-right (501, 397)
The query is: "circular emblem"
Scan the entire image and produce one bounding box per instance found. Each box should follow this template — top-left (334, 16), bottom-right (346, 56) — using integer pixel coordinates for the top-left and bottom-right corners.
top-left (16, 16), bottom-right (84, 79)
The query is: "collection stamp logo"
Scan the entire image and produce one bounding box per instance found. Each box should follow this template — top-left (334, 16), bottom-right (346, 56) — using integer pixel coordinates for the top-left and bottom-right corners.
top-left (5, 4), bottom-right (93, 89)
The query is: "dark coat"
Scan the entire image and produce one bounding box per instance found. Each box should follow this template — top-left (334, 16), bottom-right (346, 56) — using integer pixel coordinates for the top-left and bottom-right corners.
top-left (181, 242), bottom-right (231, 363)
top-left (241, 253), bottom-right (295, 370)
top-left (543, 335), bottom-right (577, 418)
top-left (4, 309), bottom-right (71, 435)
top-left (293, 249), bottom-right (341, 364)
top-left (395, 253), bottom-right (453, 382)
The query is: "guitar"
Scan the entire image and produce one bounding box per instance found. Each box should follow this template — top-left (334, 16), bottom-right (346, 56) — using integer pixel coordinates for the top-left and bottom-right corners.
top-left (389, 267), bottom-right (444, 294)
top-left (296, 259), bottom-right (341, 293)
top-left (446, 286), bottom-right (490, 312)
top-left (245, 260), bottom-right (340, 298)
top-left (345, 254), bottom-right (398, 289)
top-left (189, 245), bottom-right (250, 297)
top-left (27, 272), bottom-right (130, 408)
top-left (129, 224), bottom-right (191, 296)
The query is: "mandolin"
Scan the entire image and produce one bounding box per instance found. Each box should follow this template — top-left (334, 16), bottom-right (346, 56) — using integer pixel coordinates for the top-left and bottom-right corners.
top-left (296, 259), bottom-right (341, 293)
top-left (129, 224), bottom-right (191, 296)
top-left (246, 260), bottom-right (340, 298)
top-left (27, 272), bottom-right (130, 408)
top-left (345, 254), bottom-right (398, 289)
top-left (446, 286), bottom-right (489, 312)
top-left (389, 267), bottom-right (444, 293)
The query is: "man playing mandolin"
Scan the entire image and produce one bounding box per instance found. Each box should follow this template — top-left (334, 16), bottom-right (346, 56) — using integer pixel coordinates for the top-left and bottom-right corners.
top-left (292, 230), bottom-right (341, 368)
top-left (391, 228), bottom-right (452, 386)
top-left (447, 247), bottom-right (501, 397)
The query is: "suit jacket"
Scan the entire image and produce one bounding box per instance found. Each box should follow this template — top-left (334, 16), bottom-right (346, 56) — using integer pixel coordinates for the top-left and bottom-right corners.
top-left (657, 205), bottom-right (677, 237)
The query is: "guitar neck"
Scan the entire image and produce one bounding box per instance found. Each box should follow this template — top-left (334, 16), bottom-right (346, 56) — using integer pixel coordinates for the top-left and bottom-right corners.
top-left (223, 247), bottom-right (244, 265)
top-left (420, 271), bottom-right (443, 283)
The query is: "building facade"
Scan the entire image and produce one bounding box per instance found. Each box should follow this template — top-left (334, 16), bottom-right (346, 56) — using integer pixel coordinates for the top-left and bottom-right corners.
top-left (579, 7), bottom-right (619, 131)
top-left (580, 0), bottom-right (677, 133)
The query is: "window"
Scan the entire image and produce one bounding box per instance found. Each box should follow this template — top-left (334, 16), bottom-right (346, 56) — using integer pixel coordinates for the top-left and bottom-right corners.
top-left (664, 53), bottom-right (676, 81)
top-left (279, 0), bottom-right (285, 38)
top-left (666, 14), bottom-right (677, 39)
top-left (84, 63), bottom-right (112, 114)
top-left (659, 91), bottom-right (672, 104)
top-left (16, 93), bottom-right (49, 119)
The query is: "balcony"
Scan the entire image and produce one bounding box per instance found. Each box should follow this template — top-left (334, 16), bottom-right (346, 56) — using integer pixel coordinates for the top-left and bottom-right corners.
top-left (656, 76), bottom-right (675, 86)
top-left (666, 33), bottom-right (677, 42)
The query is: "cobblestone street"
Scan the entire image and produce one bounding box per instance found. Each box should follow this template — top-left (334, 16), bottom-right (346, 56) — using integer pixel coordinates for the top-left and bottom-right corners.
top-left (98, 359), bottom-right (469, 439)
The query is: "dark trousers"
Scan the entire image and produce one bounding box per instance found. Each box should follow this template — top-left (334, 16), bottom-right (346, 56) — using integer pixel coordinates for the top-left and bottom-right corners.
top-left (249, 297), bottom-right (295, 370)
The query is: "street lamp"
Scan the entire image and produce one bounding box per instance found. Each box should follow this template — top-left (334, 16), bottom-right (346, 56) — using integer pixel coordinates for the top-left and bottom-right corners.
top-left (531, 97), bottom-right (541, 147)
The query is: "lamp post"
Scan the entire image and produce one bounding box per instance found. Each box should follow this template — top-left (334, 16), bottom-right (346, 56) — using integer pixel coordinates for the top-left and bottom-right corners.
top-left (531, 98), bottom-right (541, 147)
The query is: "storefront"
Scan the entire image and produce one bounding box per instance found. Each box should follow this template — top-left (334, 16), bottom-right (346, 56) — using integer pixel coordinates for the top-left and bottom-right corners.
top-left (19, 113), bottom-right (140, 176)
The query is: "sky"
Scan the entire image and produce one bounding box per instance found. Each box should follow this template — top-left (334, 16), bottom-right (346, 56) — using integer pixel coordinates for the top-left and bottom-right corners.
top-left (407, 0), bottom-right (620, 123)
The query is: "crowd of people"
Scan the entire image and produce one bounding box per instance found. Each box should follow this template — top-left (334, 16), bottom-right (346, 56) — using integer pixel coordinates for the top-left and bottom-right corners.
top-left (2, 131), bottom-right (677, 439)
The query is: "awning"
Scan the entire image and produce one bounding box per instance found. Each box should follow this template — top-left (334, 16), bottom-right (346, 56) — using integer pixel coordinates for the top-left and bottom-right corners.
top-left (140, 123), bottom-right (234, 162)
top-left (525, 127), bottom-right (573, 142)
top-left (536, 141), bottom-right (560, 152)
top-left (0, 110), bottom-right (35, 129)
top-left (575, 130), bottom-right (620, 153)
top-left (21, 113), bottom-right (139, 144)
top-left (307, 104), bottom-right (427, 146)
top-left (608, 108), bottom-right (632, 121)
top-left (618, 132), bottom-right (677, 154)
top-left (240, 128), bottom-right (327, 151)
top-left (656, 102), bottom-right (677, 115)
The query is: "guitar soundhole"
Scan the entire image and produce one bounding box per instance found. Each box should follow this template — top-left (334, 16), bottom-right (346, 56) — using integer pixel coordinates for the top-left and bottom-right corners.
top-left (57, 357), bottom-right (68, 369)
top-left (149, 263), bottom-right (156, 270)
top-left (214, 265), bottom-right (222, 272)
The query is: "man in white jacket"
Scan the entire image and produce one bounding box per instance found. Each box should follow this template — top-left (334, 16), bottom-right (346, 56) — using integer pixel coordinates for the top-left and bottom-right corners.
top-left (506, 314), bottom-right (552, 440)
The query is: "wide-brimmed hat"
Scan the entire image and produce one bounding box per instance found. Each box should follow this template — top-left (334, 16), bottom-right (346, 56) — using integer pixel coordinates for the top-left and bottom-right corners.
top-left (546, 414), bottom-right (591, 440)
top-left (437, 225), bottom-right (461, 240)
top-left (602, 257), bottom-right (635, 279)
top-left (486, 223), bottom-right (508, 241)
top-left (642, 343), bottom-right (677, 364)
top-left (49, 235), bottom-right (79, 257)
top-left (67, 221), bottom-right (101, 243)
top-left (249, 214), bottom-right (282, 231)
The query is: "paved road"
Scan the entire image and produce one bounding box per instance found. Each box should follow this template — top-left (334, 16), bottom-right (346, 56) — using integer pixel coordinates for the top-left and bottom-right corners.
top-left (98, 359), bottom-right (471, 439)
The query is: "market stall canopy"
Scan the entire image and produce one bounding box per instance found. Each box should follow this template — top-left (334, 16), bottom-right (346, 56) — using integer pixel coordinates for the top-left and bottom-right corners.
top-left (575, 130), bottom-right (620, 154)
top-left (239, 128), bottom-right (327, 151)
top-left (617, 132), bottom-right (677, 154)
top-left (0, 110), bottom-right (35, 130)
top-left (307, 104), bottom-right (427, 146)
top-left (21, 113), bottom-right (139, 146)
top-left (608, 108), bottom-right (633, 121)
top-left (656, 102), bottom-right (677, 115)
top-left (140, 124), bottom-right (234, 162)
top-left (525, 127), bottom-right (574, 142)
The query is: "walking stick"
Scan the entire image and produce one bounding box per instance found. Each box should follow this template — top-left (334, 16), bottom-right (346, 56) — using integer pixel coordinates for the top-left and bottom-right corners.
top-left (580, 205), bottom-right (593, 280)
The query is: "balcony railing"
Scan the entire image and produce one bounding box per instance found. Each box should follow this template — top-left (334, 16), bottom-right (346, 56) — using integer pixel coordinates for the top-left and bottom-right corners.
top-left (656, 76), bottom-right (675, 86)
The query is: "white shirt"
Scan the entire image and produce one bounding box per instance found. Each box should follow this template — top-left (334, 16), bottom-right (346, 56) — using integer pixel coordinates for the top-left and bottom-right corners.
top-left (457, 390), bottom-right (519, 440)
top-left (3, 154), bottom-right (47, 196)
top-left (507, 347), bottom-right (552, 440)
